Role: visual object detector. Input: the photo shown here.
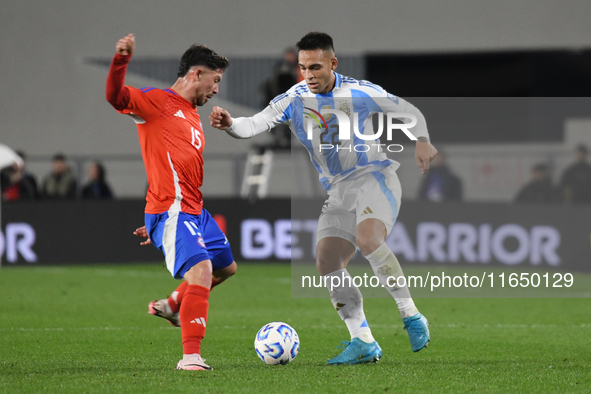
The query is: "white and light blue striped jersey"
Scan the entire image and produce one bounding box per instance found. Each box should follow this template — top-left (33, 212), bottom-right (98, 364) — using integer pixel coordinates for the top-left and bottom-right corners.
top-left (226, 72), bottom-right (429, 191)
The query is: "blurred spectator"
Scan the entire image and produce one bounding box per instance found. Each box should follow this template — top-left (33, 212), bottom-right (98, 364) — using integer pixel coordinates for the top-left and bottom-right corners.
top-left (515, 163), bottom-right (558, 203)
top-left (1, 162), bottom-right (36, 201)
top-left (417, 151), bottom-right (462, 202)
top-left (559, 144), bottom-right (591, 203)
top-left (81, 161), bottom-right (113, 199)
top-left (261, 47), bottom-right (303, 107)
top-left (259, 47), bottom-right (302, 149)
top-left (1, 150), bottom-right (37, 201)
top-left (42, 153), bottom-right (77, 199)
top-left (16, 151), bottom-right (38, 197)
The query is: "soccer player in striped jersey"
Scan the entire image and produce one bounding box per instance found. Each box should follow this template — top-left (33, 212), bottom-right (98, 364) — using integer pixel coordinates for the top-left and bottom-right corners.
top-left (107, 34), bottom-right (236, 371)
top-left (210, 32), bottom-right (437, 364)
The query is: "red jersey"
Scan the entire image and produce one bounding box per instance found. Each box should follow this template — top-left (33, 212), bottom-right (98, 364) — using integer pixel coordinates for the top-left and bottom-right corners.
top-left (107, 54), bottom-right (205, 215)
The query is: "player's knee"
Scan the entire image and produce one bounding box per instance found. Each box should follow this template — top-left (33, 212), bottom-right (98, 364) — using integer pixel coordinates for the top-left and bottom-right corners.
top-left (315, 257), bottom-right (344, 276)
top-left (315, 243), bottom-right (329, 274)
top-left (356, 219), bottom-right (387, 255)
top-left (355, 234), bottom-right (383, 256)
top-left (224, 261), bottom-right (237, 278)
top-left (183, 259), bottom-right (213, 286)
top-left (315, 258), bottom-right (324, 274)
top-left (213, 261), bottom-right (237, 282)
top-left (315, 237), bottom-right (356, 275)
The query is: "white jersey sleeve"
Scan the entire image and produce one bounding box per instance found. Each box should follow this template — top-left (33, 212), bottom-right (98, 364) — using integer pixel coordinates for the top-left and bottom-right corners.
top-left (383, 96), bottom-right (429, 140)
top-left (224, 94), bottom-right (292, 139)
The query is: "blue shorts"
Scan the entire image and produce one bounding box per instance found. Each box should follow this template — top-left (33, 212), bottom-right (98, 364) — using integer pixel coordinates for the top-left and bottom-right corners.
top-left (145, 208), bottom-right (234, 279)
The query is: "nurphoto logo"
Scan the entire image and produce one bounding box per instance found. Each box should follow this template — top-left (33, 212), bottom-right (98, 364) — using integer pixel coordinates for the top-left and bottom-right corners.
top-left (303, 106), bottom-right (417, 153)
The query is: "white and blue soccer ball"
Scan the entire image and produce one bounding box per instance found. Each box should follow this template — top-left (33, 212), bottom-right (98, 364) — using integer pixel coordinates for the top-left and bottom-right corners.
top-left (254, 322), bottom-right (300, 365)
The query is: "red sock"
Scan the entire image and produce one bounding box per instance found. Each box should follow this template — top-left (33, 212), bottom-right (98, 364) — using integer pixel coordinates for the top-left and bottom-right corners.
top-left (169, 279), bottom-right (222, 313)
top-left (168, 281), bottom-right (188, 313)
top-left (180, 284), bottom-right (210, 355)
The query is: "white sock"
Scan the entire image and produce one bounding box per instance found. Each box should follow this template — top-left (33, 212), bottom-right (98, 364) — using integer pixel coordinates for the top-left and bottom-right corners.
top-left (365, 243), bottom-right (419, 318)
top-left (324, 268), bottom-right (375, 343)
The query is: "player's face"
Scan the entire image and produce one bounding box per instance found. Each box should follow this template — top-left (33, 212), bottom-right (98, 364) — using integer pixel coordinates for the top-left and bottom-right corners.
top-left (298, 49), bottom-right (337, 94)
top-left (194, 68), bottom-right (224, 106)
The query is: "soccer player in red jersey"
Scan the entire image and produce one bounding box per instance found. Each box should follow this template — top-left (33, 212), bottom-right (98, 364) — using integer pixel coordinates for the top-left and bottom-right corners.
top-left (106, 34), bottom-right (236, 371)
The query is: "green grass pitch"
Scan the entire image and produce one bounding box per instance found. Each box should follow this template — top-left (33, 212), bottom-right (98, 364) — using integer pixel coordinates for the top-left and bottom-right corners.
top-left (1, 263), bottom-right (590, 393)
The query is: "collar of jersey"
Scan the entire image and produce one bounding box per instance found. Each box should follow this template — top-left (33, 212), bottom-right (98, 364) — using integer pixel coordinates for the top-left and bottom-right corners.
top-left (312, 73), bottom-right (339, 97)
top-left (166, 88), bottom-right (197, 109)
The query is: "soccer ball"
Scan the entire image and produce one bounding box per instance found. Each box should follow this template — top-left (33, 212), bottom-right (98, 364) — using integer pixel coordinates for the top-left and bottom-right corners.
top-left (254, 322), bottom-right (300, 365)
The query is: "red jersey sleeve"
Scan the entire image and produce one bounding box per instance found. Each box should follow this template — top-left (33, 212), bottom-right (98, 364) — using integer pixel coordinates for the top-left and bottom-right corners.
top-left (106, 53), bottom-right (164, 122)
top-left (106, 53), bottom-right (131, 110)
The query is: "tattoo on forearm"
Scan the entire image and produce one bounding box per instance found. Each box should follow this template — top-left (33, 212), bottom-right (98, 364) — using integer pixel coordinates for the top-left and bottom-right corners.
top-left (417, 137), bottom-right (429, 142)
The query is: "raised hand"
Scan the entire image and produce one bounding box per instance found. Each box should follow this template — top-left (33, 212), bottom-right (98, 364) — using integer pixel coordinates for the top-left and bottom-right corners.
top-left (116, 34), bottom-right (135, 56)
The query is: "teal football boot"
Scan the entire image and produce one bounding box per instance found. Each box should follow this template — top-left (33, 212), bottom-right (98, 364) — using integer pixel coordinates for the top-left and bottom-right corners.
top-left (403, 312), bottom-right (430, 352)
top-left (326, 338), bottom-right (382, 365)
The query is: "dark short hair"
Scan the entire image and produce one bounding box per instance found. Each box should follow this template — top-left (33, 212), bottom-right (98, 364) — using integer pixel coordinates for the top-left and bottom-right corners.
top-left (532, 163), bottom-right (548, 173)
top-left (93, 162), bottom-right (106, 182)
top-left (177, 45), bottom-right (229, 77)
top-left (296, 32), bottom-right (334, 52)
top-left (576, 144), bottom-right (588, 155)
top-left (52, 153), bottom-right (66, 162)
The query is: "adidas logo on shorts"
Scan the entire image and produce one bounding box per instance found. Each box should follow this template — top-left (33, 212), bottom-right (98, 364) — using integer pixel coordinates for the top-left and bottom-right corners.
top-left (360, 207), bottom-right (373, 216)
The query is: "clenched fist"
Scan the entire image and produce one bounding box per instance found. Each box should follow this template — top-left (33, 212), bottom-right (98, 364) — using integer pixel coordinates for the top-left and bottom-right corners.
top-left (116, 33), bottom-right (135, 56)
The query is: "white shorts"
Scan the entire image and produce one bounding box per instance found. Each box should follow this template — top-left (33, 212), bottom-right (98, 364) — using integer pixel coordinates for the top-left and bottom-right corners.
top-left (316, 165), bottom-right (402, 249)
